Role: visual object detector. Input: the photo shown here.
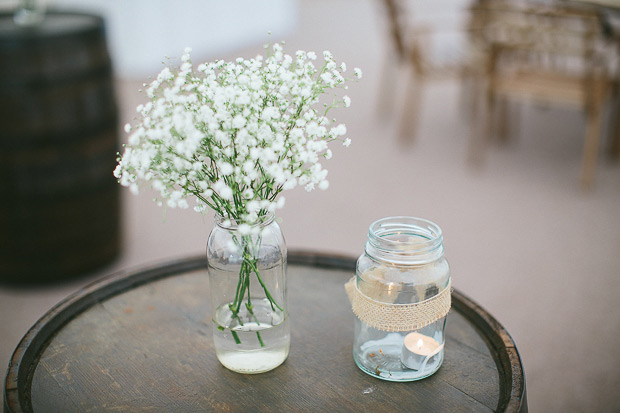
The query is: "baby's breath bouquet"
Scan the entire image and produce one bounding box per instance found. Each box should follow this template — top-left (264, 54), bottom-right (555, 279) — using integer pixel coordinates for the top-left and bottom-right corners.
top-left (114, 43), bottom-right (361, 354)
top-left (114, 44), bottom-right (360, 219)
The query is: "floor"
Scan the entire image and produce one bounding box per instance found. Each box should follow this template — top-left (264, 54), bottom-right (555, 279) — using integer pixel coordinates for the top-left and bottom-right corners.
top-left (2, 1), bottom-right (620, 411)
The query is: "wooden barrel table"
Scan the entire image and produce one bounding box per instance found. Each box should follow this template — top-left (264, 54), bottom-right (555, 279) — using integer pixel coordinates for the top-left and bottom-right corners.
top-left (0, 11), bottom-right (120, 283)
top-left (4, 252), bottom-right (527, 412)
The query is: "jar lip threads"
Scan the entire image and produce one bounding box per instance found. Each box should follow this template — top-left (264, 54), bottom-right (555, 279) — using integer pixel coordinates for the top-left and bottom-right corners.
top-left (366, 217), bottom-right (444, 265)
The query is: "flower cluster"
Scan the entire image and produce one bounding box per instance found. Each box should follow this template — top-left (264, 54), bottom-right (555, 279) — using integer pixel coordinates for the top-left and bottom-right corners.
top-left (114, 44), bottom-right (361, 232)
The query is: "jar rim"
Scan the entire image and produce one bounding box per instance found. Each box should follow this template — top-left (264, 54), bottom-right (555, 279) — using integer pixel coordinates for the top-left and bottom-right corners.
top-left (366, 216), bottom-right (444, 264)
top-left (214, 211), bottom-right (275, 229)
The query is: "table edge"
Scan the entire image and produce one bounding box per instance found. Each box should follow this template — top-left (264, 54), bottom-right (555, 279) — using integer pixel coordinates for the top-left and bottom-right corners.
top-left (3, 250), bottom-right (526, 413)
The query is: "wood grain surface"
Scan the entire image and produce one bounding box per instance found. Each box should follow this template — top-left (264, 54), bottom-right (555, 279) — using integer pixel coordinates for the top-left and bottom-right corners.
top-left (4, 252), bottom-right (527, 412)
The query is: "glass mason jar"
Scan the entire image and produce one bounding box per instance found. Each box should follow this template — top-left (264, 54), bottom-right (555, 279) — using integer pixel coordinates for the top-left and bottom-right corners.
top-left (351, 217), bottom-right (451, 382)
top-left (206, 212), bottom-right (289, 374)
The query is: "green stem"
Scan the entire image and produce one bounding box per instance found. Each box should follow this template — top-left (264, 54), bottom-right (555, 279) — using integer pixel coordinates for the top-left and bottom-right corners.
top-left (226, 234), bottom-right (275, 347)
top-left (219, 231), bottom-right (282, 347)
top-left (245, 258), bottom-right (283, 312)
top-left (241, 243), bottom-right (266, 347)
top-left (230, 264), bottom-right (245, 313)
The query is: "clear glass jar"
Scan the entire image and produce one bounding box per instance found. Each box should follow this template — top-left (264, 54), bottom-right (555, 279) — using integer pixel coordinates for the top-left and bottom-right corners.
top-left (206, 212), bottom-right (289, 374)
top-left (352, 216), bottom-right (450, 381)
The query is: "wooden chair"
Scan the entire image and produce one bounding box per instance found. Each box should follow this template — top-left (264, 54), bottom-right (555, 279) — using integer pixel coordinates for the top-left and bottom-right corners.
top-left (469, 1), bottom-right (612, 189)
top-left (378, 0), bottom-right (485, 141)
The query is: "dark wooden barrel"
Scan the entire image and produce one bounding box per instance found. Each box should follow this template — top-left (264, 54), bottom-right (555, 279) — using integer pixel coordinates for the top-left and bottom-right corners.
top-left (0, 11), bottom-right (120, 283)
top-left (4, 252), bottom-right (527, 412)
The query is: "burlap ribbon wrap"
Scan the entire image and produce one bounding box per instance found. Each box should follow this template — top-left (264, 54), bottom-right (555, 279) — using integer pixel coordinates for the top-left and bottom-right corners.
top-left (345, 277), bottom-right (452, 332)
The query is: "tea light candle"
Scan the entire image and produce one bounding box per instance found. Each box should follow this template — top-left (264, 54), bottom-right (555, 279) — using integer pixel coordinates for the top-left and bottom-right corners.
top-left (401, 332), bottom-right (443, 371)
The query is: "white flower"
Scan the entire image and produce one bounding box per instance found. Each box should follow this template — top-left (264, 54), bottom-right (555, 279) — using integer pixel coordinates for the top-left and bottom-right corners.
top-left (343, 138), bottom-right (352, 147)
top-left (114, 44), bottom-right (361, 227)
top-left (214, 181), bottom-right (233, 200)
top-left (247, 200), bottom-right (261, 212)
top-left (320, 72), bottom-right (333, 85)
top-left (220, 186), bottom-right (233, 200)
top-left (220, 162), bottom-right (234, 176)
top-left (113, 164), bottom-right (122, 179)
top-left (157, 67), bottom-right (174, 82)
top-left (333, 124), bottom-right (347, 136)
top-left (232, 115), bottom-right (246, 129)
top-left (283, 179), bottom-right (296, 190)
top-left (354, 67), bottom-right (363, 79)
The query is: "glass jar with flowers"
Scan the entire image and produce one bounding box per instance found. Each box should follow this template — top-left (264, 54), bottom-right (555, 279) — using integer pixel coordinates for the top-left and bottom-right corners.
top-left (113, 43), bottom-right (361, 373)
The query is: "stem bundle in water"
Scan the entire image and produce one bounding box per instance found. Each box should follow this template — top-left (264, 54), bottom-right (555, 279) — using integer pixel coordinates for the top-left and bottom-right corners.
top-left (226, 234), bottom-right (282, 346)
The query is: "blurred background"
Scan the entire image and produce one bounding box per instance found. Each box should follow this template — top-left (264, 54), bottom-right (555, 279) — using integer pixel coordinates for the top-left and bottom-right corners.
top-left (1, 0), bottom-right (620, 411)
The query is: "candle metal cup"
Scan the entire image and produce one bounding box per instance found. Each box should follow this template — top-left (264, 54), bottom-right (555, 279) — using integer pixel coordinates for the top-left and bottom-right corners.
top-left (401, 332), bottom-right (444, 371)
